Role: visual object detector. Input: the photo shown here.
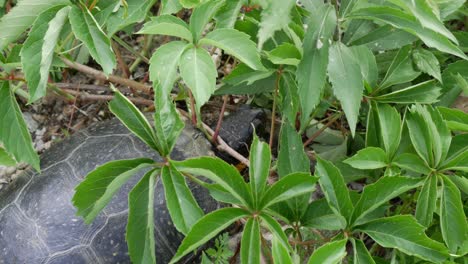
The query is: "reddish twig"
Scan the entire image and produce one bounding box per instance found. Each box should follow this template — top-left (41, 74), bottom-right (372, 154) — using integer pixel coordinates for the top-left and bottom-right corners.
top-left (112, 42), bottom-right (130, 78)
top-left (269, 69), bottom-right (282, 148)
top-left (187, 89), bottom-right (197, 125)
top-left (303, 114), bottom-right (341, 147)
top-left (212, 95), bottom-right (229, 143)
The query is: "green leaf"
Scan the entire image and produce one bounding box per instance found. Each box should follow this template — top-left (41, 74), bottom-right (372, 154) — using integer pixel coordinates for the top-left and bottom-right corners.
top-left (373, 80), bottom-right (441, 104)
top-left (241, 218), bottom-right (261, 264)
top-left (0, 0), bottom-right (69, 50)
top-left (379, 45), bottom-right (420, 90)
top-left (349, 6), bottom-right (468, 59)
top-left (392, 153), bottom-right (431, 174)
top-left (21, 6), bottom-right (70, 103)
top-left (153, 85), bottom-right (184, 156)
top-left (351, 238), bottom-right (375, 264)
top-left (0, 147), bottom-right (16, 167)
top-left (438, 60), bottom-right (468, 107)
top-left (373, 103), bottom-right (402, 158)
top-left (72, 158), bottom-right (154, 224)
top-left (170, 207), bottom-right (249, 264)
top-left (277, 122), bottom-right (310, 177)
top-left (355, 215), bottom-right (449, 263)
top-left (438, 106), bottom-right (468, 132)
top-left (162, 165), bottom-right (203, 235)
top-left (349, 25), bottom-right (417, 52)
top-left (391, 0), bottom-right (457, 43)
top-left (279, 72), bottom-right (300, 127)
top-left (172, 157), bottom-right (253, 208)
top-left (0, 82), bottom-right (39, 171)
top-left (315, 156), bottom-right (354, 225)
top-left (366, 102), bottom-right (380, 149)
top-left (447, 174), bottom-right (468, 195)
top-left (412, 49), bottom-right (442, 82)
top-left (339, 0), bottom-right (358, 18)
top-left (277, 122), bottom-right (311, 220)
top-left (344, 147), bottom-right (388, 170)
top-left (265, 43), bottom-right (301, 66)
top-left (350, 176), bottom-right (423, 226)
top-left (440, 175), bottom-right (468, 253)
top-left (440, 134), bottom-right (468, 172)
top-left (249, 134), bottom-right (271, 206)
top-left (179, 0), bottom-right (204, 8)
top-left (307, 239), bottom-right (348, 264)
top-left (203, 183), bottom-right (242, 205)
top-left (260, 213), bottom-right (292, 252)
top-left (328, 42), bottom-right (364, 136)
top-left (189, 0), bottom-right (226, 42)
top-left (216, 74), bottom-right (276, 95)
top-left (107, 0), bottom-right (156, 36)
top-left (149, 41), bottom-right (188, 95)
top-left (160, 0), bottom-right (182, 14)
top-left (260, 172), bottom-right (318, 209)
top-left (126, 169), bottom-right (157, 264)
top-left (296, 3), bottom-right (336, 129)
top-left (435, 0), bottom-right (465, 19)
top-left (406, 107), bottom-right (434, 166)
top-left (179, 45), bottom-right (217, 113)
top-left (108, 87), bottom-right (159, 151)
top-left (350, 45), bottom-right (378, 88)
top-left (222, 63), bottom-right (274, 86)
top-left (200, 28), bottom-right (264, 70)
top-left (69, 5), bottom-right (116, 75)
top-left (138, 15), bottom-right (193, 42)
top-left (257, 0), bottom-right (296, 49)
top-left (272, 236), bottom-right (293, 264)
top-left (415, 175), bottom-right (437, 227)
top-left (406, 104), bottom-right (451, 167)
top-left (214, 0), bottom-right (245, 29)
top-left (301, 198), bottom-right (344, 230)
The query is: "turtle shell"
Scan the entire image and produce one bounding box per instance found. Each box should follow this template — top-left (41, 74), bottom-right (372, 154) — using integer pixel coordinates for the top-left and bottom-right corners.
top-left (0, 118), bottom-right (217, 264)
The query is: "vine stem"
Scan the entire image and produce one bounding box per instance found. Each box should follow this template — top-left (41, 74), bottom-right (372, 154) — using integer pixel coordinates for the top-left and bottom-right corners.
top-left (129, 35), bottom-right (152, 72)
top-left (178, 109), bottom-right (250, 167)
top-left (212, 95), bottom-right (229, 143)
top-left (60, 88), bottom-right (154, 106)
top-left (112, 42), bottom-right (130, 78)
top-left (111, 35), bottom-right (150, 64)
top-left (60, 57), bottom-right (151, 94)
top-left (187, 89), bottom-right (197, 125)
top-left (269, 68), bottom-right (283, 149)
top-left (303, 113), bottom-right (341, 147)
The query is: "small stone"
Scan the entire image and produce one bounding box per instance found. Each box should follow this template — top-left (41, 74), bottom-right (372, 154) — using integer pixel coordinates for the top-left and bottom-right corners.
top-left (5, 166), bottom-right (16, 175)
top-left (33, 114), bottom-right (46, 123)
top-left (36, 127), bottom-right (46, 137)
top-left (23, 112), bottom-right (39, 132)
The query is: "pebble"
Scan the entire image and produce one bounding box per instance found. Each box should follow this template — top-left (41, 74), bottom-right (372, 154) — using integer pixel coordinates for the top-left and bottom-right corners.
top-left (23, 112), bottom-right (39, 132)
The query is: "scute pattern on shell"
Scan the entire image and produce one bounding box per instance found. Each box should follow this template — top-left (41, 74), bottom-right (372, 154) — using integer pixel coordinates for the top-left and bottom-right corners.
top-left (0, 118), bottom-right (217, 264)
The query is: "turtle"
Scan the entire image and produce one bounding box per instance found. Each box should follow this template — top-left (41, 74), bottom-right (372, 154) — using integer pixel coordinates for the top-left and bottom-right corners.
top-left (0, 107), bottom-right (265, 264)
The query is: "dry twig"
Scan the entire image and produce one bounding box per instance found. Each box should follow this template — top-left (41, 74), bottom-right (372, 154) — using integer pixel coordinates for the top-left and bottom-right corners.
top-left (62, 89), bottom-right (153, 106)
top-left (60, 57), bottom-right (152, 94)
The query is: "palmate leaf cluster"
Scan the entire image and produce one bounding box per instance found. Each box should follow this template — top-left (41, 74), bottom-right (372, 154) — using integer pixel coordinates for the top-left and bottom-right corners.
top-left (0, 0), bottom-right (467, 263)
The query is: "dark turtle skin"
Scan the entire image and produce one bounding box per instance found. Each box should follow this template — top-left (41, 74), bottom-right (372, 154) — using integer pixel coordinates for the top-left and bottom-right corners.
top-left (0, 107), bottom-right (265, 264)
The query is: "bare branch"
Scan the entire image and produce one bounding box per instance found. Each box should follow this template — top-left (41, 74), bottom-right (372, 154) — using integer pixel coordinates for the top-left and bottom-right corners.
top-left (60, 57), bottom-right (152, 94)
